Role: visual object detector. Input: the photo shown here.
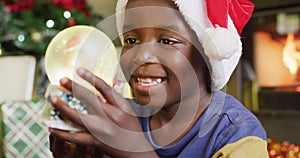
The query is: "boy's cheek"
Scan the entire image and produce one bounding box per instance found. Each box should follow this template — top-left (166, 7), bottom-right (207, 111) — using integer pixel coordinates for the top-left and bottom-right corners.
top-left (120, 54), bottom-right (134, 77)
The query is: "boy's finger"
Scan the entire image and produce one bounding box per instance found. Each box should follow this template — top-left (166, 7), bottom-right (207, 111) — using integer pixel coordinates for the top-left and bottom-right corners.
top-left (50, 133), bottom-right (72, 157)
top-left (65, 79), bottom-right (106, 116)
top-left (59, 77), bottom-right (73, 92)
top-left (49, 128), bottom-right (99, 146)
top-left (50, 96), bottom-right (85, 127)
top-left (76, 68), bottom-right (124, 107)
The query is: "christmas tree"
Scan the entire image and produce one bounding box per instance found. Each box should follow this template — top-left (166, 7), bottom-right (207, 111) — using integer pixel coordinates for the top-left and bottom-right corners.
top-left (0, 0), bottom-right (102, 58)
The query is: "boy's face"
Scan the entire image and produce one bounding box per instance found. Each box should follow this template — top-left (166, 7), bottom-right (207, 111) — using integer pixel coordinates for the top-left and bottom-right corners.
top-left (120, 0), bottom-right (207, 108)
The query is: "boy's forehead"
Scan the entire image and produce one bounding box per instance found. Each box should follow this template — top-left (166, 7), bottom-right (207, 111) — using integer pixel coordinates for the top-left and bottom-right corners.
top-left (123, 6), bottom-right (188, 34)
top-left (126, 0), bottom-right (177, 9)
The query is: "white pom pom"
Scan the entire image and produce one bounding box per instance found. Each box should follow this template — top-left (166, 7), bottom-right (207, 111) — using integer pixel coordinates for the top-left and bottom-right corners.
top-left (202, 27), bottom-right (240, 60)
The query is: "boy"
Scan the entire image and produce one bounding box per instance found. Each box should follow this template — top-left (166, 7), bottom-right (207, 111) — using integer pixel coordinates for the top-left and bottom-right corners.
top-left (49, 0), bottom-right (268, 157)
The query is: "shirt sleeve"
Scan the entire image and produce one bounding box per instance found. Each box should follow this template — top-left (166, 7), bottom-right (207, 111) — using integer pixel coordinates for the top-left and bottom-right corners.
top-left (211, 136), bottom-right (268, 158)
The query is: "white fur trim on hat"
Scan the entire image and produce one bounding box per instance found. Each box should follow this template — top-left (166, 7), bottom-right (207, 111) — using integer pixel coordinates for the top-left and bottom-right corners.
top-left (115, 0), bottom-right (245, 91)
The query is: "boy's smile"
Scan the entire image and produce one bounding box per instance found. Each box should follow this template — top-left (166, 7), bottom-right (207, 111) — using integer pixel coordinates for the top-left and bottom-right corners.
top-left (131, 63), bottom-right (167, 93)
top-left (136, 77), bottom-right (163, 87)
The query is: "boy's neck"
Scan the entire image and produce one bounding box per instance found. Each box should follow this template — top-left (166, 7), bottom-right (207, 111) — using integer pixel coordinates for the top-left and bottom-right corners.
top-left (149, 91), bottom-right (212, 146)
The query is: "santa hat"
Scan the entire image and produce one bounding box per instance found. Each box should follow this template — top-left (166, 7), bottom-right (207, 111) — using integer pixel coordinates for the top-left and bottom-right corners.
top-left (115, 0), bottom-right (254, 91)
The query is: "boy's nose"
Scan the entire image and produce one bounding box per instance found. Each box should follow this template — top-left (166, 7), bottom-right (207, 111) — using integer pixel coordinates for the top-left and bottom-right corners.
top-left (133, 42), bottom-right (159, 66)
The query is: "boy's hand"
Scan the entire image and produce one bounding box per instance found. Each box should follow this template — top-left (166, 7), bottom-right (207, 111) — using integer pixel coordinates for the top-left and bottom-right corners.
top-left (49, 68), bottom-right (157, 157)
top-left (49, 133), bottom-right (105, 158)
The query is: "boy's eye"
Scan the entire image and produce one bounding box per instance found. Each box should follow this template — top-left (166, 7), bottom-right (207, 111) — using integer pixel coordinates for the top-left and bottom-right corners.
top-left (159, 39), bottom-right (176, 45)
top-left (124, 37), bottom-right (139, 44)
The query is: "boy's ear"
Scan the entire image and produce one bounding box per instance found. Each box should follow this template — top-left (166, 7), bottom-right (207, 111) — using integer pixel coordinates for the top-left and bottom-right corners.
top-left (205, 65), bottom-right (212, 93)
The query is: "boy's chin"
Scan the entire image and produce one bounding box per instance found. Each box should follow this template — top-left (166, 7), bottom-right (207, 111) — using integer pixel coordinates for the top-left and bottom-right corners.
top-left (137, 97), bottom-right (165, 109)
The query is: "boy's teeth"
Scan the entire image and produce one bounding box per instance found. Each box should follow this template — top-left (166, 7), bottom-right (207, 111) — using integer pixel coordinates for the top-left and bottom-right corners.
top-left (137, 77), bottom-right (163, 87)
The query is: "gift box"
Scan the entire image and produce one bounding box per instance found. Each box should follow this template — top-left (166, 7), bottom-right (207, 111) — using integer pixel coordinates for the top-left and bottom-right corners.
top-left (0, 99), bottom-right (52, 158)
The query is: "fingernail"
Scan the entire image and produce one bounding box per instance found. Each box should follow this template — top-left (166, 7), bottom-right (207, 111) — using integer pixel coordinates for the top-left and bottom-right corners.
top-left (77, 67), bottom-right (85, 76)
top-left (60, 77), bottom-right (68, 85)
top-left (50, 96), bottom-right (58, 103)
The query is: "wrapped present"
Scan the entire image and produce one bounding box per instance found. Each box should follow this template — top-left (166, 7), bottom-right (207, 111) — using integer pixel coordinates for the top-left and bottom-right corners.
top-left (0, 99), bottom-right (52, 158)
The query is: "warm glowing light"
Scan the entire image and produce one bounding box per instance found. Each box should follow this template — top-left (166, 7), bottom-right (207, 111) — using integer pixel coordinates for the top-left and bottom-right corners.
top-left (18, 34), bottom-right (25, 42)
top-left (282, 33), bottom-right (300, 74)
top-left (296, 86), bottom-right (300, 92)
top-left (63, 11), bottom-right (71, 19)
top-left (46, 20), bottom-right (55, 28)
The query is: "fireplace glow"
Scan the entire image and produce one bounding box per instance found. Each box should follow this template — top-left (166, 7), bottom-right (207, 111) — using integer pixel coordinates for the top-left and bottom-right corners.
top-left (254, 32), bottom-right (295, 87)
top-left (282, 33), bottom-right (300, 75)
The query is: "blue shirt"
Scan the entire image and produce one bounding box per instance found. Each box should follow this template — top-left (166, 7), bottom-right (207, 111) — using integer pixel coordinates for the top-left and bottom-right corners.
top-left (136, 91), bottom-right (267, 158)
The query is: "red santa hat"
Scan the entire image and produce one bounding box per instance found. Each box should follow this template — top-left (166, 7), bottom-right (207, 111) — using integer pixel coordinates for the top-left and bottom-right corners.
top-left (115, 0), bottom-right (254, 91)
